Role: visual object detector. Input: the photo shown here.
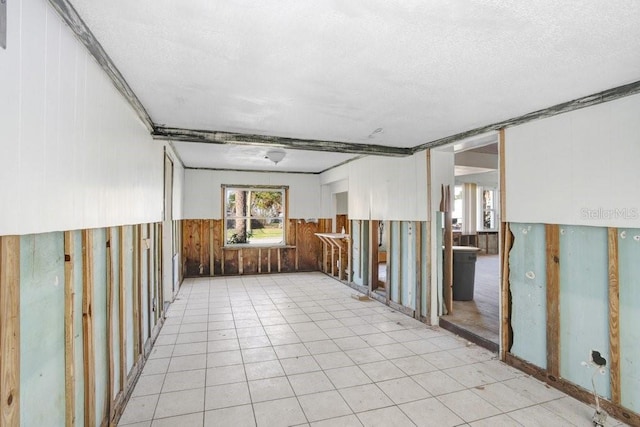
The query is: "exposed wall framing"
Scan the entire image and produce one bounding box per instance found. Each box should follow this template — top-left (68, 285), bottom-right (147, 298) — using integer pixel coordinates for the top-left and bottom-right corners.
top-left (506, 222), bottom-right (640, 424)
top-left (0, 236), bottom-right (20, 427)
top-left (4, 223), bottom-right (172, 426)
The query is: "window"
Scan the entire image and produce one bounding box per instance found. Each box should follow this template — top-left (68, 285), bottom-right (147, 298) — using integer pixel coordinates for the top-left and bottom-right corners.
top-left (479, 187), bottom-right (497, 231)
top-left (223, 186), bottom-right (286, 246)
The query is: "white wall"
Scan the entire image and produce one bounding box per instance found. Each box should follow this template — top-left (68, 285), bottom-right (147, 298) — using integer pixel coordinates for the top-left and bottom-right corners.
top-left (0, 0), bottom-right (165, 236)
top-left (505, 94), bottom-right (640, 228)
top-left (320, 152), bottom-right (428, 221)
top-left (183, 169), bottom-right (321, 219)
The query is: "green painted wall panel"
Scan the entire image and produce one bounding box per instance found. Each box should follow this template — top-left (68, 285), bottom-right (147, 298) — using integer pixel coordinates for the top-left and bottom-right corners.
top-left (72, 230), bottom-right (85, 425)
top-left (351, 220), bottom-right (363, 286)
top-left (509, 223), bottom-right (547, 368)
top-left (618, 228), bottom-right (640, 413)
top-left (92, 228), bottom-right (109, 425)
top-left (400, 222), bottom-right (415, 309)
top-left (421, 222), bottom-right (429, 317)
top-left (110, 228), bottom-right (121, 398)
top-left (390, 221), bottom-right (401, 303)
top-left (20, 232), bottom-right (66, 427)
top-left (123, 226), bottom-right (135, 373)
top-left (559, 225), bottom-right (610, 399)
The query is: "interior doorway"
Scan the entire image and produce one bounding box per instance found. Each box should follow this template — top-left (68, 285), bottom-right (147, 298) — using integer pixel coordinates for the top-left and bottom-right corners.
top-left (369, 220), bottom-right (389, 297)
top-left (440, 138), bottom-right (501, 351)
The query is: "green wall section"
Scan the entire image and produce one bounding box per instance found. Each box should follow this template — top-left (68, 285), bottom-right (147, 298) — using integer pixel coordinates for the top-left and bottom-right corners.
top-left (71, 230), bottom-right (86, 425)
top-left (421, 222), bottom-right (428, 317)
top-left (559, 225), bottom-right (610, 399)
top-left (20, 233), bottom-right (66, 427)
top-left (92, 229), bottom-right (109, 426)
top-left (618, 228), bottom-right (640, 413)
top-left (509, 223), bottom-right (547, 368)
top-left (389, 221), bottom-right (401, 303)
top-left (124, 226), bottom-right (135, 373)
top-left (110, 228), bottom-right (121, 399)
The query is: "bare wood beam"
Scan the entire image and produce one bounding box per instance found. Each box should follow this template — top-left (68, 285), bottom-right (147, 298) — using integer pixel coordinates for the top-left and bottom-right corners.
top-left (46, 0), bottom-right (154, 132)
top-left (413, 80), bottom-right (640, 153)
top-left (81, 230), bottom-right (96, 427)
top-left (607, 227), bottom-right (620, 404)
top-left (0, 236), bottom-right (20, 427)
top-left (153, 127), bottom-right (411, 157)
top-left (545, 224), bottom-right (561, 379)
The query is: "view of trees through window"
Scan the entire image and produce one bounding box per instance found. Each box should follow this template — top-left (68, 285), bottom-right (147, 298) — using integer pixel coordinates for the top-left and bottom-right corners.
top-left (224, 187), bottom-right (285, 245)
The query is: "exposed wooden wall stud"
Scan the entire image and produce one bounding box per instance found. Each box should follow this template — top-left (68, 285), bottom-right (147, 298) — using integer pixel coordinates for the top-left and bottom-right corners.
top-left (607, 227), bottom-right (620, 404)
top-left (81, 230), bottom-right (96, 426)
top-left (0, 236), bottom-right (20, 427)
top-left (545, 224), bottom-right (561, 378)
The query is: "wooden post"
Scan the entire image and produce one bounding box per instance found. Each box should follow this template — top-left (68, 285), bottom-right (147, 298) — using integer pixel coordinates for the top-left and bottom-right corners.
top-left (277, 248), bottom-right (282, 273)
top-left (545, 224), bottom-right (561, 379)
top-left (498, 128), bottom-right (512, 360)
top-left (0, 236), bottom-right (20, 427)
top-left (258, 248), bottom-right (262, 274)
top-left (209, 220), bottom-right (214, 277)
top-left (443, 185), bottom-right (453, 314)
top-left (267, 249), bottom-right (271, 273)
top-left (607, 227), bottom-right (620, 404)
top-left (238, 249), bottom-right (244, 275)
top-left (64, 232), bottom-right (76, 427)
top-left (386, 223), bottom-right (391, 306)
top-left (81, 230), bottom-right (96, 427)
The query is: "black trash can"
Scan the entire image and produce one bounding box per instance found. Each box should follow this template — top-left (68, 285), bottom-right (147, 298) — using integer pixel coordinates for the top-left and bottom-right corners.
top-left (452, 246), bottom-right (480, 301)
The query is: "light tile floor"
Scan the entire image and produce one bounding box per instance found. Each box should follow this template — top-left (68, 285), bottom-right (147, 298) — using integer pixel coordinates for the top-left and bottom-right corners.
top-left (118, 272), bottom-right (627, 427)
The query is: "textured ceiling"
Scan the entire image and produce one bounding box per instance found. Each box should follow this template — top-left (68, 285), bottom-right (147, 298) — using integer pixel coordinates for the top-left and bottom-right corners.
top-left (69, 0), bottom-right (640, 172)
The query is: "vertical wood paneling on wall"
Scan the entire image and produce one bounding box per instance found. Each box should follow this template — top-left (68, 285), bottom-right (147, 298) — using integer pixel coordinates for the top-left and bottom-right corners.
top-left (0, 236), bottom-right (20, 427)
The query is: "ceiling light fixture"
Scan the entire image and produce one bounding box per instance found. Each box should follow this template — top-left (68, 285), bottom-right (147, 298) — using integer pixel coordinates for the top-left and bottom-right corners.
top-left (265, 149), bottom-right (286, 165)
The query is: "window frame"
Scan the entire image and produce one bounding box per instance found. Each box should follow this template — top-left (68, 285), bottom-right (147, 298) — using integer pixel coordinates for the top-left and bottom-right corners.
top-left (222, 184), bottom-right (288, 247)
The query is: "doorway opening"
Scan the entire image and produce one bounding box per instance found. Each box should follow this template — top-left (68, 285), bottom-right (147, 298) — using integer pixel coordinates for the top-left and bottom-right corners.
top-left (440, 138), bottom-right (501, 351)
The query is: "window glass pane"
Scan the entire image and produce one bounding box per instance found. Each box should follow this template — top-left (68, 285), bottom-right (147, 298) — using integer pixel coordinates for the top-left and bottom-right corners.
top-left (250, 191), bottom-right (283, 217)
top-left (249, 218), bottom-right (283, 244)
top-left (483, 210), bottom-right (495, 230)
top-left (226, 217), bottom-right (250, 244)
top-left (224, 187), bottom-right (286, 245)
top-left (226, 189), bottom-right (251, 218)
